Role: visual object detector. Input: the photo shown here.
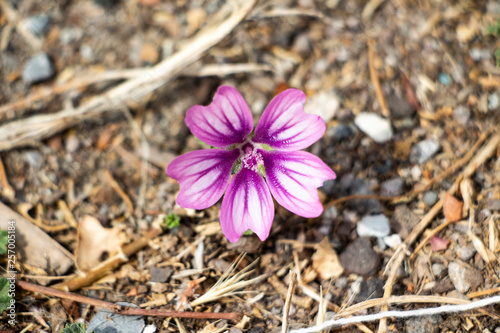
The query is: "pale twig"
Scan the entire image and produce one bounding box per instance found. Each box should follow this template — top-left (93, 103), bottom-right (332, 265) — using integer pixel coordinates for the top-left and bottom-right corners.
top-left (103, 170), bottom-right (134, 216)
top-left (0, 63), bottom-right (271, 119)
top-left (368, 39), bottom-right (390, 117)
top-left (282, 272), bottom-right (298, 333)
top-left (0, 0), bottom-right (42, 50)
top-left (0, 155), bottom-right (15, 199)
top-left (17, 280), bottom-right (242, 322)
top-left (0, 0), bottom-right (258, 151)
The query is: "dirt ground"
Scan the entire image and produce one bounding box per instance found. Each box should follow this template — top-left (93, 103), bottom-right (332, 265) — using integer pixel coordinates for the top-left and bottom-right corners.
top-left (0, 0), bottom-right (500, 332)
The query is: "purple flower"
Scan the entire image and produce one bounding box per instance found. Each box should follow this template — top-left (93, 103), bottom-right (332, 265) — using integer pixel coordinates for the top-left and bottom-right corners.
top-left (167, 86), bottom-right (336, 243)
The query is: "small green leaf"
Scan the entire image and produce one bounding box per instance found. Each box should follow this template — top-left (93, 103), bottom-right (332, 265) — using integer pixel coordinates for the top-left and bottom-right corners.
top-left (243, 229), bottom-right (254, 236)
top-left (0, 277), bottom-right (13, 313)
top-left (0, 230), bottom-right (8, 255)
top-left (495, 49), bottom-right (500, 68)
top-left (165, 213), bottom-right (181, 229)
top-left (486, 20), bottom-right (500, 36)
top-left (61, 323), bottom-right (87, 333)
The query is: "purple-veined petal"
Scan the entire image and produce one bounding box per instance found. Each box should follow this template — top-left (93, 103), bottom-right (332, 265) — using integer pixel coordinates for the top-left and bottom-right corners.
top-left (261, 150), bottom-right (336, 218)
top-left (220, 168), bottom-right (274, 243)
top-left (166, 149), bottom-right (240, 210)
top-left (185, 86), bottom-right (254, 148)
top-left (253, 89), bottom-right (326, 151)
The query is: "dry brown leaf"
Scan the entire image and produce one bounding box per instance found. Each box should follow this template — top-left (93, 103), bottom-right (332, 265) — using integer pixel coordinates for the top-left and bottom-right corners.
top-left (312, 237), bottom-right (344, 280)
top-left (443, 193), bottom-right (464, 223)
top-left (75, 215), bottom-right (124, 272)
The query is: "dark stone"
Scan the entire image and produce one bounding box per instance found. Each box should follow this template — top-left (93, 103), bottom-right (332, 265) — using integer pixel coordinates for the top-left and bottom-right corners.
top-left (340, 237), bottom-right (380, 276)
top-left (149, 266), bottom-right (173, 283)
top-left (391, 205), bottom-right (419, 239)
top-left (94, 0), bottom-right (120, 8)
top-left (406, 315), bottom-right (442, 333)
top-left (347, 179), bottom-right (383, 214)
top-left (354, 278), bottom-right (384, 303)
top-left (331, 124), bottom-right (356, 141)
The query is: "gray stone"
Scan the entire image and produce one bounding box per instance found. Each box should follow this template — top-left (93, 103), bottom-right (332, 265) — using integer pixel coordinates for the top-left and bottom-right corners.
top-left (347, 179), bottom-right (383, 214)
top-left (22, 15), bottom-right (51, 36)
top-left (23, 150), bottom-right (43, 167)
top-left (448, 261), bottom-right (483, 293)
top-left (469, 48), bottom-right (492, 61)
top-left (410, 139), bottom-right (441, 164)
top-left (387, 94), bottom-right (414, 118)
top-left (340, 237), bottom-right (380, 276)
top-left (357, 214), bottom-right (391, 238)
top-left (453, 105), bottom-right (470, 125)
top-left (432, 263), bottom-right (446, 277)
top-left (457, 246), bottom-right (476, 262)
top-left (383, 234), bottom-right (402, 249)
top-left (304, 89), bottom-right (340, 122)
top-left (423, 191), bottom-right (439, 207)
top-left (488, 92), bottom-right (499, 110)
top-left (22, 52), bottom-right (54, 84)
top-left (88, 302), bottom-right (145, 333)
top-left (406, 315), bottom-right (442, 333)
top-left (354, 112), bottom-right (393, 143)
top-left (380, 177), bottom-right (404, 197)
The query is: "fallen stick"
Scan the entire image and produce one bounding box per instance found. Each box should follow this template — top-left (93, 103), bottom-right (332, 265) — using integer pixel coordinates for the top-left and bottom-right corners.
top-left (0, 0), bottom-right (257, 151)
top-left (17, 280), bottom-right (242, 322)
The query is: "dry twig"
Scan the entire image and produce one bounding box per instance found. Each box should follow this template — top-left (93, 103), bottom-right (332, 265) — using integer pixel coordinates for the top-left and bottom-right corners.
top-left (17, 280), bottom-right (242, 322)
top-left (282, 272), bottom-right (298, 333)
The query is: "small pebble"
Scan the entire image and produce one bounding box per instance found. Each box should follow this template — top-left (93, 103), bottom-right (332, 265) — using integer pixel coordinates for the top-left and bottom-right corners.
top-left (448, 261), bottom-right (483, 293)
top-left (22, 15), bottom-right (51, 36)
top-left (140, 42), bottom-right (160, 64)
top-left (304, 89), bottom-right (340, 122)
top-left (380, 177), bottom-right (404, 197)
top-left (357, 214), bottom-right (391, 238)
top-left (453, 105), bottom-right (470, 125)
top-left (339, 237), bottom-right (380, 276)
top-left (390, 205), bottom-right (419, 239)
top-left (387, 94), bottom-right (414, 118)
top-left (23, 150), bottom-right (43, 168)
top-left (457, 245), bottom-right (476, 261)
top-left (409, 139), bottom-right (441, 164)
top-left (469, 48), bottom-right (492, 61)
top-left (488, 92), bottom-right (499, 110)
top-left (149, 266), bottom-right (173, 283)
top-left (354, 112), bottom-right (393, 143)
top-left (383, 234), bottom-right (402, 249)
top-left (88, 302), bottom-right (145, 333)
top-left (410, 165), bottom-right (422, 180)
top-left (432, 263), bottom-right (446, 277)
top-left (328, 124), bottom-right (356, 141)
top-left (22, 52), bottom-right (54, 84)
top-left (354, 278), bottom-right (384, 303)
top-left (334, 277), bottom-right (348, 290)
top-left (438, 72), bottom-right (452, 86)
top-left (406, 315), bottom-right (442, 333)
top-left (423, 191), bottom-right (439, 206)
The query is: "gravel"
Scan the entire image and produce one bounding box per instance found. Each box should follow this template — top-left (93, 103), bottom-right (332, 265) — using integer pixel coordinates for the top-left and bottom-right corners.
top-left (340, 237), bottom-right (380, 276)
top-left (448, 261), bottom-right (483, 293)
top-left (356, 214), bottom-right (391, 238)
top-left (354, 112), bottom-right (393, 143)
top-left (22, 52), bottom-right (54, 84)
top-left (409, 139), bottom-right (441, 164)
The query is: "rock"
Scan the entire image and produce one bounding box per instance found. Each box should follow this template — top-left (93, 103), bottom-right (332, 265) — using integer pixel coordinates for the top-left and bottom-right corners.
top-left (22, 15), bottom-right (51, 36)
top-left (94, 0), bottom-right (120, 8)
top-left (22, 53), bottom-right (54, 84)
top-left (457, 246), bottom-right (476, 262)
top-left (453, 106), bottom-right (471, 125)
top-left (88, 302), bottom-right (145, 333)
top-left (406, 315), bottom-right (442, 333)
top-left (448, 261), bottom-right (483, 293)
top-left (391, 205), bottom-right (419, 239)
top-left (423, 191), bottom-right (439, 207)
top-left (356, 214), bottom-right (390, 238)
top-left (469, 48), bottom-right (491, 61)
top-left (140, 42), bottom-right (160, 64)
top-left (304, 89), bottom-right (340, 122)
top-left (59, 27), bottom-right (83, 45)
top-left (354, 112), bottom-right (393, 143)
top-left (409, 139), bottom-right (440, 164)
top-left (320, 179), bottom-right (336, 196)
top-left (383, 234), bottom-right (402, 249)
top-left (380, 177), bottom-right (404, 197)
top-left (340, 237), bottom-right (380, 276)
top-left (354, 278), bottom-right (384, 303)
top-left (149, 266), bottom-right (173, 283)
top-left (23, 150), bottom-right (43, 168)
top-left (387, 94), bottom-right (414, 118)
top-left (432, 263), bottom-right (446, 277)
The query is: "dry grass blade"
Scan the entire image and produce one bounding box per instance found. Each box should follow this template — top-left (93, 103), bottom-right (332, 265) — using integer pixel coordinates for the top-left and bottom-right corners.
top-left (190, 255), bottom-right (265, 307)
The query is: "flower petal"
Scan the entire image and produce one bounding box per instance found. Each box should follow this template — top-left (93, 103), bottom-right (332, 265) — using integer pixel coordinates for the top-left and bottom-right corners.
top-left (220, 168), bottom-right (274, 243)
top-left (166, 149), bottom-right (240, 210)
top-left (261, 150), bottom-right (336, 217)
top-left (185, 86), bottom-right (254, 148)
top-left (253, 89), bottom-right (326, 151)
